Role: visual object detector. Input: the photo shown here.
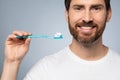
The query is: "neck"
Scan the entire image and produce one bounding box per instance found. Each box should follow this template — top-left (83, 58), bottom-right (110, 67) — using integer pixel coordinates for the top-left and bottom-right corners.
top-left (70, 37), bottom-right (108, 61)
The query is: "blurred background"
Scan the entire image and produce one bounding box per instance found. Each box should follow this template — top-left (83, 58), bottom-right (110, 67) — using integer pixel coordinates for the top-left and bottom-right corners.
top-left (0, 0), bottom-right (120, 80)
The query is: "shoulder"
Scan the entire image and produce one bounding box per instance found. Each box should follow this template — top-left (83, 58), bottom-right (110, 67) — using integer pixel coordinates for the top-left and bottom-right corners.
top-left (24, 47), bottom-right (69, 79)
top-left (29, 46), bottom-right (70, 71)
top-left (108, 48), bottom-right (120, 62)
top-left (109, 49), bottom-right (120, 57)
top-left (39, 46), bottom-right (70, 65)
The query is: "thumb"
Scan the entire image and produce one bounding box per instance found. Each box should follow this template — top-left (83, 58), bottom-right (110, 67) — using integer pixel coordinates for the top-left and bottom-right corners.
top-left (25, 38), bottom-right (31, 46)
top-left (25, 33), bottom-right (32, 45)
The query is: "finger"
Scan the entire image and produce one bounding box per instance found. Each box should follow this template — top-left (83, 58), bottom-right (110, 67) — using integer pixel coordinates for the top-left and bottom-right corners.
top-left (6, 33), bottom-right (27, 44)
top-left (25, 38), bottom-right (31, 45)
top-left (6, 34), bottom-right (17, 41)
top-left (5, 34), bottom-right (17, 45)
top-left (13, 30), bottom-right (31, 36)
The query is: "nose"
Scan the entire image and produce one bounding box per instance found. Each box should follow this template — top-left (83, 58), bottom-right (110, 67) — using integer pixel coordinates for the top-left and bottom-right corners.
top-left (82, 10), bottom-right (93, 23)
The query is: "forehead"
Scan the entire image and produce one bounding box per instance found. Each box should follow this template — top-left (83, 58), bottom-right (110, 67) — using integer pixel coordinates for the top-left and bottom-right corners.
top-left (70, 0), bottom-right (105, 6)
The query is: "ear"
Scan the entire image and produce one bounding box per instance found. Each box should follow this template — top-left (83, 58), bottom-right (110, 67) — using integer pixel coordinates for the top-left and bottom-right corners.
top-left (106, 8), bottom-right (112, 22)
top-left (65, 10), bottom-right (69, 22)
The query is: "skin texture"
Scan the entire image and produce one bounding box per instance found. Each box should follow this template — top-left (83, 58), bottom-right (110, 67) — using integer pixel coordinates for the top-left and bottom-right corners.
top-left (66, 0), bottom-right (111, 60)
top-left (1, 31), bottom-right (31, 80)
top-left (67, 0), bottom-right (111, 45)
top-left (1, 0), bottom-right (112, 80)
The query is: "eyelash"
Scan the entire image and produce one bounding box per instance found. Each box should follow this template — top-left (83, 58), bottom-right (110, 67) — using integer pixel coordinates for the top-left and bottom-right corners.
top-left (74, 7), bottom-right (83, 10)
top-left (74, 7), bottom-right (101, 10)
top-left (73, 7), bottom-right (102, 12)
top-left (92, 7), bottom-right (101, 11)
top-left (75, 8), bottom-right (81, 10)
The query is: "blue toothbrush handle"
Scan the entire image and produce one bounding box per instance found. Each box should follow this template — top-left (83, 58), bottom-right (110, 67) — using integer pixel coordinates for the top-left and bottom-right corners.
top-left (16, 35), bottom-right (63, 39)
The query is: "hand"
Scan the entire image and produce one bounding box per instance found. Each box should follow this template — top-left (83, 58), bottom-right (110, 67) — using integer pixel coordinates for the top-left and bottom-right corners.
top-left (5, 31), bottom-right (32, 63)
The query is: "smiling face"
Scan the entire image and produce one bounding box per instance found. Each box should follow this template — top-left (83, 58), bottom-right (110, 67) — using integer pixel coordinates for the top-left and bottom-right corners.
top-left (66, 0), bottom-right (111, 44)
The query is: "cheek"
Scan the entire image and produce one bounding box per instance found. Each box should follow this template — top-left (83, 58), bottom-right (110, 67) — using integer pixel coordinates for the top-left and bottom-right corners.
top-left (93, 14), bottom-right (107, 26)
top-left (69, 12), bottom-right (82, 26)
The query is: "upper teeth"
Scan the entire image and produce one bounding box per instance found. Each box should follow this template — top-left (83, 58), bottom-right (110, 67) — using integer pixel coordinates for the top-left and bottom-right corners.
top-left (81, 27), bottom-right (92, 29)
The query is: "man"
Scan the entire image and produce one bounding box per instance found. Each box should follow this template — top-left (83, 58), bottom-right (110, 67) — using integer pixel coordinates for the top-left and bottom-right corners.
top-left (1, 0), bottom-right (120, 80)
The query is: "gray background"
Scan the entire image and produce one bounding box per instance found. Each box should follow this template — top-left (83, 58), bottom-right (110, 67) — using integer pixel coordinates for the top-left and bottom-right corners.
top-left (0, 0), bottom-right (120, 80)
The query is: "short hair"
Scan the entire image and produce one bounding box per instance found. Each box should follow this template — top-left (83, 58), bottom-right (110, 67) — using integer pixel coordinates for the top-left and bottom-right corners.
top-left (64, 0), bottom-right (111, 11)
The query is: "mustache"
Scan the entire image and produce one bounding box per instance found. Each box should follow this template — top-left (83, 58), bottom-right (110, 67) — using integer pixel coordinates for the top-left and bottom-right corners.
top-left (75, 22), bottom-right (98, 28)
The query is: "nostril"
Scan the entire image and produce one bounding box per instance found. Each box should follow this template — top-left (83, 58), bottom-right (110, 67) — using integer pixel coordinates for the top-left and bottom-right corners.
top-left (83, 20), bottom-right (93, 24)
top-left (82, 13), bottom-right (93, 23)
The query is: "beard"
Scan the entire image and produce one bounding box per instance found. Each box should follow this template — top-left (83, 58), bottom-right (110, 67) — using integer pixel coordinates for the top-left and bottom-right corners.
top-left (68, 18), bottom-right (107, 45)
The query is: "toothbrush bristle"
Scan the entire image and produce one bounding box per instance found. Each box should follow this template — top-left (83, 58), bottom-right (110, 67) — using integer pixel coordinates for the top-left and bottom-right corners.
top-left (53, 33), bottom-right (63, 39)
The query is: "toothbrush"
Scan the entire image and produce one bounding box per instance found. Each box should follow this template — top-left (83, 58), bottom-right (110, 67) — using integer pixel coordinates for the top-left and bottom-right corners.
top-left (16, 32), bottom-right (63, 39)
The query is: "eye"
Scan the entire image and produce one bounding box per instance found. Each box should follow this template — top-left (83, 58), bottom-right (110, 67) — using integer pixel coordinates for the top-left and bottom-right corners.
top-left (91, 6), bottom-right (102, 12)
top-left (73, 7), bottom-right (80, 10)
top-left (73, 5), bottom-right (84, 11)
top-left (94, 7), bottom-right (101, 10)
top-left (74, 7), bottom-right (82, 10)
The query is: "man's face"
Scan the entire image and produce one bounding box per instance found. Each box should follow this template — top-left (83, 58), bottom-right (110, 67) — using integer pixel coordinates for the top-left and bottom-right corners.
top-left (66, 0), bottom-right (111, 44)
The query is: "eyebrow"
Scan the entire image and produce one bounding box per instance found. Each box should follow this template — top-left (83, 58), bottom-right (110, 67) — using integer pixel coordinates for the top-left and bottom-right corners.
top-left (72, 4), bottom-right (104, 8)
top-left (72, 4), bottom-right (84, 8)
top-left (91, 4), bottom-right (104, 8)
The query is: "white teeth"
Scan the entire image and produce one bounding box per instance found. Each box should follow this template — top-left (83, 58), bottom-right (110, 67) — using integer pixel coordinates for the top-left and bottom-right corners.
top-left (81, 27), bottom-right (92, 29)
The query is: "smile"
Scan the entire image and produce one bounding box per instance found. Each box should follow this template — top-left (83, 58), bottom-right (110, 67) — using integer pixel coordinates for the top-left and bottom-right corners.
top-left (77, 26), bottom-right (96, 34)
